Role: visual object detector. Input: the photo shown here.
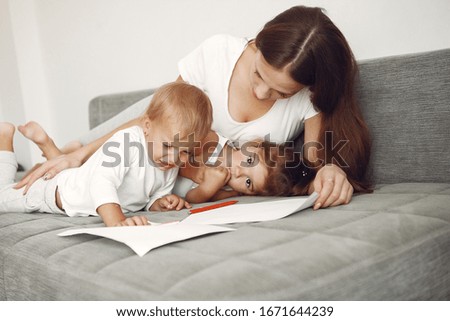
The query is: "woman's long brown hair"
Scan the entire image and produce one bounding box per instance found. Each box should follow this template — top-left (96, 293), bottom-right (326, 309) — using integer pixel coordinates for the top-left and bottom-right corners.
top-left (255, 6), bottom-right (372, 192)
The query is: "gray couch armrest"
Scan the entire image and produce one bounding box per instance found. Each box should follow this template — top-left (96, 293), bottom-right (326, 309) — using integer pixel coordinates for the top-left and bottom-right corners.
top-left (88, 88), bottom-right (156, 129)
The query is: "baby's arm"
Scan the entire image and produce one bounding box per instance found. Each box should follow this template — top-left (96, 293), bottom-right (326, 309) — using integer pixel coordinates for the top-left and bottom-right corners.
top-left (185, 167), bottom-right (230, 203)
top-left (97, 203), bottom-right (148, 227)
top-left (88, 128), bottom-right (148, 227)
top-left (149, 194), bottom-right (191, 211)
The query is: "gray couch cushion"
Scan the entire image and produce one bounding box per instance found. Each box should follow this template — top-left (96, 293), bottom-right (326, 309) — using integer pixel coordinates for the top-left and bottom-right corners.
top-left (357, 49), bottom-right (450, 184)
top-left (1, 183), bottom-right (449, 300)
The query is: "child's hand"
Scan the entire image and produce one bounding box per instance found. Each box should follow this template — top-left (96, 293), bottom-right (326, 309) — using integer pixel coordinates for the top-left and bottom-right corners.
top-left (152, 194), bottom-right (192, 211)
top-left (114, 215), bottom-right (149, 227)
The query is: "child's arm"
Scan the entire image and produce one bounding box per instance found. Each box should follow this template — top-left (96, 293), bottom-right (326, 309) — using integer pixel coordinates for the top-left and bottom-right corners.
top-left (97, 203), bottom-right (148, 227)
top-left (185, 167), bottom-right (230, 203)
top-left (209, 189), bottom-right (241, 202)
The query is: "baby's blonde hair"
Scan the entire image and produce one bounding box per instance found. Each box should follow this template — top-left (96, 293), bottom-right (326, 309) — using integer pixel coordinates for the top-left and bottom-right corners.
top-left (144, 82), bottom-right (212, 141)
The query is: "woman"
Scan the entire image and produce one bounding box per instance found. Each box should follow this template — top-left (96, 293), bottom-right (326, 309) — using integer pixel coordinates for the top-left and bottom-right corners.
top-left (16, 6), bottom-right (372, 209)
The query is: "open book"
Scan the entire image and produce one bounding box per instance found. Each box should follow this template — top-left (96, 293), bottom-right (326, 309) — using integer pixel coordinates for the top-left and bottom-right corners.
top-left (58, 192), bottom-right (318, 256)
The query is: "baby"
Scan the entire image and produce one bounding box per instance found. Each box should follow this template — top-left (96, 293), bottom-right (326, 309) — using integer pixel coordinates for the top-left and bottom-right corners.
top-left (0, 82), bottom-right (212, 226)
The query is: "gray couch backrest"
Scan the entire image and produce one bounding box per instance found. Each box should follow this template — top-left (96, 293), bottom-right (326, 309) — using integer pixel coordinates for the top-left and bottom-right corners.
top-left (357, 48), bottom-right (450, 184)
top-left (89, 88), bottom-right (155, 130)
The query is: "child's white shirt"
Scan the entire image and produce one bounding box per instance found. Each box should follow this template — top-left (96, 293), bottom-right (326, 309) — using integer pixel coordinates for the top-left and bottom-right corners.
top-left (178, 34), bottom-right (319, 144)
top-left (56, 126), bottom-right (178, 216)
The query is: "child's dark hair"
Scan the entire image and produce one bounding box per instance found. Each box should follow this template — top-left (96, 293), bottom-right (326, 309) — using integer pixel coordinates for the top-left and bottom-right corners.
top-left (257, 141), bottom-right (316, 196)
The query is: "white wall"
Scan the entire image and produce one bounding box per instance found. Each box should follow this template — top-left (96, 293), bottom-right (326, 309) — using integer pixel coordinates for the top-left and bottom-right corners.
top-left (2, 0), bottom-right (450, 168)
top-left (0, 0), bottom-right (34, 168)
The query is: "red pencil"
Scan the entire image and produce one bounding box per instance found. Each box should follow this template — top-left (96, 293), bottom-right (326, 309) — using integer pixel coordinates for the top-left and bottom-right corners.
top-left (189, 200), bottom-right (238, 214)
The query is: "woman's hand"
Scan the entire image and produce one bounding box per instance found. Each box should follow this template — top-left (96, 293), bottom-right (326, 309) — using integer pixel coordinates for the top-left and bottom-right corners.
top-left (310, 164), bottom-right (353, 210)
top-left (14, 153), bottom-right (82, 194)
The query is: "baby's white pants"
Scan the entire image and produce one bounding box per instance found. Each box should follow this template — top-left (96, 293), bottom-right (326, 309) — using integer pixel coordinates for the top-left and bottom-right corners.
top-left (0, 151), bottom-right (64, 214)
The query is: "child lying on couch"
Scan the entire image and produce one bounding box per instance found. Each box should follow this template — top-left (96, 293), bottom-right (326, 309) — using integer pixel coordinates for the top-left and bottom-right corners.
top-left (0, 82), bottom-right (211, 226)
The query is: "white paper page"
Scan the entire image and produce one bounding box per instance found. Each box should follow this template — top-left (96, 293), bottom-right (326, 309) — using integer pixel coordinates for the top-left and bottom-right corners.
top-left (181, 192), bottom-right (318, 225)
top-left (58, 222), bottom-right (234, 257)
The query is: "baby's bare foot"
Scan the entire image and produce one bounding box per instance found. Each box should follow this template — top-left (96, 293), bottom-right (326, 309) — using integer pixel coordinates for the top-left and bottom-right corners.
top-left (0, 122), bottom-right (15, 151)
top-left (18, 121), bottom-right (62, 159)
top-left (18, 121), bottom-right (50, 146)
top-left (0, 122), bottom-right (15, 138)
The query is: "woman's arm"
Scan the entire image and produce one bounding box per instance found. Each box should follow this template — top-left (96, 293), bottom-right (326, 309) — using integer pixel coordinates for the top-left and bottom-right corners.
top-left (304, 114), bottom-right (354, 209)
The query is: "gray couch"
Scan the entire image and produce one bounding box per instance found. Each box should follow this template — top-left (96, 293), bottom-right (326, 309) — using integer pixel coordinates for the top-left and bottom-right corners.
top-left (1, 49), bottom-right (449, 300)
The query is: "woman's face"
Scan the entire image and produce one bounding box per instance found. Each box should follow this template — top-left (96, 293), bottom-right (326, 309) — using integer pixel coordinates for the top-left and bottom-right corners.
top-left (250, 50), bottom-right (304, 101)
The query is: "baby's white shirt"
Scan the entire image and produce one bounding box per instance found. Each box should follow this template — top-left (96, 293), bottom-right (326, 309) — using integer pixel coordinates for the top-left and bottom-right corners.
top-left (56, 126), bottom-right (178, 216)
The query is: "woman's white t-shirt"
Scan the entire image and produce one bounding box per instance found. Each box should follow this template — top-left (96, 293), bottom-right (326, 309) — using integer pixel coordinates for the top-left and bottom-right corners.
top-left (178, 34), bottom-right (318, 144)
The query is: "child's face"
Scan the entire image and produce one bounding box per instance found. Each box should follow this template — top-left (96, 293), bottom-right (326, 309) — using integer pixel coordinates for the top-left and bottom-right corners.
top-left (226, 146), bottom-right (268, 195)
top-left (144, 119), bottom-right (194, 171)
